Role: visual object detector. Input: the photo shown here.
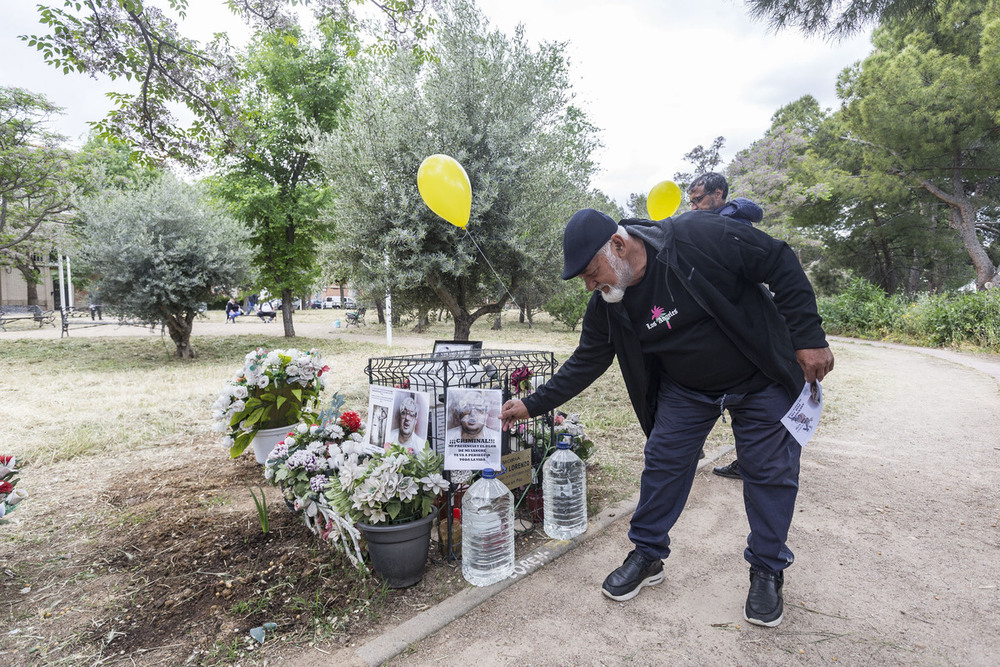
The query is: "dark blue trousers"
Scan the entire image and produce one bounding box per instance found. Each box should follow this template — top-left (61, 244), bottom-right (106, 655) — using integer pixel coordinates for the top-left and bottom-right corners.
top-left (628, 380), bottom-right (800, 573)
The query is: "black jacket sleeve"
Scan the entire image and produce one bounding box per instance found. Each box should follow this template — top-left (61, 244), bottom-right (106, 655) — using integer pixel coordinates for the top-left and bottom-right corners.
top-left (521, 293), bottom-right (616, 417)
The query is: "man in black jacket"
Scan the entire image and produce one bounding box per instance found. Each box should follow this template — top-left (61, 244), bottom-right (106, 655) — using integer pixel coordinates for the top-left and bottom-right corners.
top-left (501, 208), bottom-right (833, 627)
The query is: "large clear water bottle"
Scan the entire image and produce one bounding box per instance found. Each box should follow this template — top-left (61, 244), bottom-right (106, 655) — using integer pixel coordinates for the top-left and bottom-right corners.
top-left (543, 433), bottom-right (588, 540)
top-left (462, 467), bottom-right (515, 586)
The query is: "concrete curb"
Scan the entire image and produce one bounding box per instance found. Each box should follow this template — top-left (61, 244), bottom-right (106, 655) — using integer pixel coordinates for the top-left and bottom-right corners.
top-left (352, 445), bottom-right (734, 666)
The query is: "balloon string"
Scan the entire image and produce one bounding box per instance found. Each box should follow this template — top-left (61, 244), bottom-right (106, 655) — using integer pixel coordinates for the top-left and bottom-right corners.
top-left (464, 229), bottom-right (520, 311)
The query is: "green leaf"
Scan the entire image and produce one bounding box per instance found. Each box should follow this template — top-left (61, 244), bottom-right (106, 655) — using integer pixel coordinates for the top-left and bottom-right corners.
top-left (387, 500), bottom-right (401, 519)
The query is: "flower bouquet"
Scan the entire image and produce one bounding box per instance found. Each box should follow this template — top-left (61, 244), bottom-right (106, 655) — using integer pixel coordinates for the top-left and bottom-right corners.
top-left (212, 347), bottom-right (328, 459)
top-left (264, 407), bottom-right (380, 564)
top-left (322, 444), bottom-right (448, 526)
top-left (0, 455), bottom-right (28, 522)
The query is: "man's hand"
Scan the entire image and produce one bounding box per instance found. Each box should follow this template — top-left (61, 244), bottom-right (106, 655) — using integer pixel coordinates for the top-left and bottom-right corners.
top-left (500, 399), bottom-right (529, 431)
top-left (796, 347), bottom-right (835, 384)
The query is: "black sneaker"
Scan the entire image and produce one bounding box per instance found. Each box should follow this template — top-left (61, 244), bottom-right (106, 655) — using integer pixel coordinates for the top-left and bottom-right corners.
top-left (744, 567), bottom-right (784, 627)
top-left (712, 459), bottom-right (741, 479)
top-left (601, 550), bottom-right (664, 601)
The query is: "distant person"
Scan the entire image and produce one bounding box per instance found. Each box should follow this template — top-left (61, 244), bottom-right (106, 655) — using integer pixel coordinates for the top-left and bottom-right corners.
top-left (687, 172), bottom-right (762, 226)
top-left (689, 172), bottom-right (764, 479)
top-left (88, 289), bottom-right (103, 321)
top-left (225, 297), bottom-right (243, 323)
top-left (387, 395), bottom-right (426, 450)
top-left (257, 300), bottom-right (276, 323)
top-left (447, 390), bottom-right (500, 443)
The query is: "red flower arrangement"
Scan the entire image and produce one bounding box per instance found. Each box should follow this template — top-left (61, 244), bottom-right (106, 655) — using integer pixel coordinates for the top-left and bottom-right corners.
top-left (511, 366), bottom-right (534, 394)
top-left (339, 410), bottom-right (362, 432)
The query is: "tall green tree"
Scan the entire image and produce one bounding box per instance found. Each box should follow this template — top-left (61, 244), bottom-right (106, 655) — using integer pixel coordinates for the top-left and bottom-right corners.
top-left (838, 0), bottom-right (1000, 289)
top-left (745, 0), bottom-right (940, 37)
top-left (210, 19), bottom-right (353, 337)
top-left (80, 176), bottom-right (250, 357)
top-left (0, 87), bottom-right (82, 254)
top-left (314, 0), bottom-right (602, 340)
top-left (24, 0), bottom-right (435, 165)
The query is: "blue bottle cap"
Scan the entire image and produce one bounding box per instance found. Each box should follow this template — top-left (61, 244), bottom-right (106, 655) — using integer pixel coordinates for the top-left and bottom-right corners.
top-left (481, 465), bottom-right (506, 479)
top-left (556, 433), bottom-right (574, 449)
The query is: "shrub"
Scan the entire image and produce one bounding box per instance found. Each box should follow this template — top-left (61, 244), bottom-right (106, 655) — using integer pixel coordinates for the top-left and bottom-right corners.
top-left (544, 280), bottom-right (591, 331)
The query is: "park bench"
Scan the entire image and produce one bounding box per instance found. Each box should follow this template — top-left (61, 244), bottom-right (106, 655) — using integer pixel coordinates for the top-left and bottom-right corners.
top-left (345, 307), bottom-right (366, 327)
top-left (0, 304), bottom-right (56, 332)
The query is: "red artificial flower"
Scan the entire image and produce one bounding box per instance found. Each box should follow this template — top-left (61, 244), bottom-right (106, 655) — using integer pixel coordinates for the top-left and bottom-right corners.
top-left (339, 410), bottom-right (362, 432)
top-left (319, 364), bottom-right (330, 376)
top-left (0, 481), bottom-right (12, 494)
top-left (0, 455), bottom-right (12, 465)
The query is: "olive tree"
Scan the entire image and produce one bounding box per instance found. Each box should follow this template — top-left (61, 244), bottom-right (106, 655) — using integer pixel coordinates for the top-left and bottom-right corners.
top-left (80, 176), bottom-right (250, 358)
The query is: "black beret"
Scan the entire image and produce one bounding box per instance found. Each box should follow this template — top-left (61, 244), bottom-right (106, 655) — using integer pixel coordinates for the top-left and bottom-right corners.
top-left (561, 209), bottom-right (617, 280)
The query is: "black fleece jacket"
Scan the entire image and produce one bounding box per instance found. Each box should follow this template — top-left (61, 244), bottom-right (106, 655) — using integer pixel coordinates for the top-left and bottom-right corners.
top-left (522, 210), bottom-right (829, 436)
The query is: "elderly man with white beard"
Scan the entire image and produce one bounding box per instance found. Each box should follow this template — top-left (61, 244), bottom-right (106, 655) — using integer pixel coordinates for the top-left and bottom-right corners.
top-left (500, 208), bottom-right (833, 627)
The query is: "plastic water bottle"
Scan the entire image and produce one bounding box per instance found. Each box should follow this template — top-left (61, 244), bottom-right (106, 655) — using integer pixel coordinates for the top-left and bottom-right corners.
top-left (462, 468), bottom-right (514, 586)
top-left (543, 434), bottom-right (588, 539)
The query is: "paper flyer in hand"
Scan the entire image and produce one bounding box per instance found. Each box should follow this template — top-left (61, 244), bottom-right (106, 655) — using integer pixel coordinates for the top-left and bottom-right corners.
top-left (781, 381), bottom-right (823, 447)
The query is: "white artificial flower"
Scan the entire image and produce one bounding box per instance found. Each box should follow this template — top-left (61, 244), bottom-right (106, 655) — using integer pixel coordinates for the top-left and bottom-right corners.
top-left (396, 476), bottom-right (418, 502)
top-left (223, 436), bottom-right (235, 447)
top-left (296, 423), bottom-right (308, 434)
top-left (257, 375), bottom-right (270, 389)
top-left (284, 436), bottom-right (296, 448)
top-left (211, 421), bottom-right (228, 433)
top-left (7, 488), bottom-right (27, 506)
top-left (231, 400), bottom-right (246, 413)
top-left (232, 385), bottom-right (249, 399)
top-left (310, 425), bottom-right (321, 435)
top-left (420, 473), bottom-right (449, 494)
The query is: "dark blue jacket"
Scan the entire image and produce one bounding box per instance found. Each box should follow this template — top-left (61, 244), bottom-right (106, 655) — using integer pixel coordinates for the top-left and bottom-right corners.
top-left (715, 197), bottom-right (763, 226)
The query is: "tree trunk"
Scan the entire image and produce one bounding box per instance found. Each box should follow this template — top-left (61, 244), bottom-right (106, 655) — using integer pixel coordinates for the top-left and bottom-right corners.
top-left (412, 306), bottom-right (430, 333)
top-left (13, 258), bottom-right (40, 306)
top-left (375, 299), bottom-right (385, 325)
top-left (920, 176), bottom-right (998, 290)
top-left (526, 308), bottom-right (534, 328)
top-left (452, 314), bottom-right (473, 341)
top-left (164, 311), bottom-right (196, 358)
top-left (281, 287), bottom-right (295, 337)
top-left (519, 305), bottom-right (525, 324)
top-left (908, 249), bottom-right (921, 295)
top-left (491, 312), bottom-right (502, 331)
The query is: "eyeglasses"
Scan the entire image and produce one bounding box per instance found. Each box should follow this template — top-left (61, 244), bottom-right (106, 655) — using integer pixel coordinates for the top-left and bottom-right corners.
top-left (689, 192), bottom-right (709, 206)
top-left (400, 410), bottom-right (417, 418)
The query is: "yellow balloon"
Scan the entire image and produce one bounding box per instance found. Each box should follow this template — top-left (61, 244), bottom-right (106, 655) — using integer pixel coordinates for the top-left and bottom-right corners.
top-left (417, 154), bottom-right (472, 229)
top-left (647, 180), bottom-right (682, 220)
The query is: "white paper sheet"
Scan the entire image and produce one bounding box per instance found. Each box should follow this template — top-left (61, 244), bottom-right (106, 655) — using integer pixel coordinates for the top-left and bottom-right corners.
top-left (781, 381), bottom-right (823, 447)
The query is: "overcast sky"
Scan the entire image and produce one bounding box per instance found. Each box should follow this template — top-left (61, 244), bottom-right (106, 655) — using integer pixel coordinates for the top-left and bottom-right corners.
top-left (1, 0), bottom-right (872, 208)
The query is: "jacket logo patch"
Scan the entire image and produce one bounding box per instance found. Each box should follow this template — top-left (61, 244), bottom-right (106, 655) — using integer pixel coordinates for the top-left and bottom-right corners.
top-left (647, 305), bottom-right (678, 331)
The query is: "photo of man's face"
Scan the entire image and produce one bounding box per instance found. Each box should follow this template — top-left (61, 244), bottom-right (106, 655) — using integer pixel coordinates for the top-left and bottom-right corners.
top-left (399, 398), bottom-right (418, 437)
top-left (458, 394), bottom-right (488, 437)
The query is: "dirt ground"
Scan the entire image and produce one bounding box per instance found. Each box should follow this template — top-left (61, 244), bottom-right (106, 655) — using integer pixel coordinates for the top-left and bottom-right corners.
top-left (2, 321), bottom-right (999, 666)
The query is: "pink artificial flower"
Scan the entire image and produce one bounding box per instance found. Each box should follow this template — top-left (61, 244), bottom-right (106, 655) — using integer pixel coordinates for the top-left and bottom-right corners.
top-left (554, 415), bottom-right (565, 425)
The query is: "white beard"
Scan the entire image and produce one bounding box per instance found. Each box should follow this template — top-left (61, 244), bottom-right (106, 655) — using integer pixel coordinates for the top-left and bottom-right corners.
top-left (598, 247), bottom-right (633, 303)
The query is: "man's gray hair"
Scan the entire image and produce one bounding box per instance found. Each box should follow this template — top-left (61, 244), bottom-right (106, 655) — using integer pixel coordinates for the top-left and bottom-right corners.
top-left (601, 225), bottom-right (629, 258)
